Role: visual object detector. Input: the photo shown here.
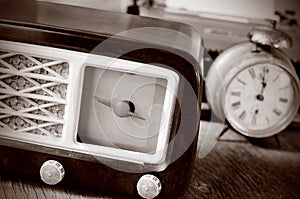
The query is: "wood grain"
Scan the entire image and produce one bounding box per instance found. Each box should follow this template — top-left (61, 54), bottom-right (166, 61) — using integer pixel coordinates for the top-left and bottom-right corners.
top-left (0, 122), bottom-right (299, 199)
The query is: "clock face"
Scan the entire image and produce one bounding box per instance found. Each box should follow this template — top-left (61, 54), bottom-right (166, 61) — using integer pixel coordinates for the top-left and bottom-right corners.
top-left (224, 63), bottom-right (298, 137)
top-left (77, 64), bottom-right (179, 164)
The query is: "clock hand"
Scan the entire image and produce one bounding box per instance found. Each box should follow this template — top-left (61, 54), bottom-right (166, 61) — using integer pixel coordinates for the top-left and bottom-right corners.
top-left (257, 80), bottom-right (265, 100)
top-left (251, 109), bottom-right (259, 125)
top-left (257, 68), bottom-right (268, 101)
top-left (95, 96), bottom-right (146, 120)
top-left (261, 76), bottom-right (267, 92)
top-left (262, 68), bottom-right (269, 91)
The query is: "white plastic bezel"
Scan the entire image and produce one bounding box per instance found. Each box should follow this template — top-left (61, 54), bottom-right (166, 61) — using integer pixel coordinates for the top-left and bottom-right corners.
top-left (0, 40), bottom-right (179, 166)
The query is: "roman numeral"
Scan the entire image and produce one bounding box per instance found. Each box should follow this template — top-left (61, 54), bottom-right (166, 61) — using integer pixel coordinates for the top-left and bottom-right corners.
top-left (279, 98), bottom-right (288, 103)
top-left (273, 75), bottom-right (279, 82)
top-left (232, 101), bottom-right (241, 110)
top-left (237, 78), bottom-right (246, 85)
top-left (239, 110), bottom-right (247, 120)
top-left (265, 116), bottom-right (270, 124)
top-left (248, 68), bottom-right (255, 79)
top-left (279, 85), bottom-right (289, 91)
top-left (273, 108), bottom-right (282, 116)
top-left (251, 115), bottom-right (256, 125)
top-left (231, 91), bottom-right (241, 97)
top-left (263, 67), bottom-right (269, 74)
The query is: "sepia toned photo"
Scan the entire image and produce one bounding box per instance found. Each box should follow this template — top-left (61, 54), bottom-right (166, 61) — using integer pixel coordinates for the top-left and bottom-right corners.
top-left (0, 0), bottom-right (299, 198)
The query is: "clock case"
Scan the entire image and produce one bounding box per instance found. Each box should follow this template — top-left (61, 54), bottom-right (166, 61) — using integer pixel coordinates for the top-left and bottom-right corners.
top-left (0, 1), bottom-right (203, 198)
top-left (206, 41), bottom-right (300, 136)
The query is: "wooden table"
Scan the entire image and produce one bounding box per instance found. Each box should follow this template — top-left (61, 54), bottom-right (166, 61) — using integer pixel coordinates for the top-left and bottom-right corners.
top-left (1, 121), bottom-right (299, 199)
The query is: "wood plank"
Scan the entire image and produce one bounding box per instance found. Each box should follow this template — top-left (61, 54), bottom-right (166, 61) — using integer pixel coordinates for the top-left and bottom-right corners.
top-left (0, 122), bottom-right (299, 198)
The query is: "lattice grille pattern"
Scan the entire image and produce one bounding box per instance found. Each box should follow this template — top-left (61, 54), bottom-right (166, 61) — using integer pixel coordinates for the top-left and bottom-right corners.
top-left (0, 51), bottom-right (69, 138)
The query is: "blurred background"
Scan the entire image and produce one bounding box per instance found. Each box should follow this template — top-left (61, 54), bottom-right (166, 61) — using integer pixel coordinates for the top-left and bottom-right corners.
top-left (37, 0), bottom-right (300, 22)
top-left (36, 0), bottom-right (300, 61)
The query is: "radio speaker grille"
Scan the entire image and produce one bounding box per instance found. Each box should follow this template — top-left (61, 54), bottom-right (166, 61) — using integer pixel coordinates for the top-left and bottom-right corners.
top-left (0, 52), bottom-right (69, 138)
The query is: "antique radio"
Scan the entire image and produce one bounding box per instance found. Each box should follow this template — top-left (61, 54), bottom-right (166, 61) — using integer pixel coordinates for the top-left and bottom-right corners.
top-left (0, 1), bottom-right (203, 198)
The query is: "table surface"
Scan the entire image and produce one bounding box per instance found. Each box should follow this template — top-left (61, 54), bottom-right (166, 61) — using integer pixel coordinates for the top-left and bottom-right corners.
top-left (0, 121), bottom-right (299, 199)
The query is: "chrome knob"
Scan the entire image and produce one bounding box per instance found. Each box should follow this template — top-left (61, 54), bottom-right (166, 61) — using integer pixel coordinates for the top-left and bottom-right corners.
top-left (137, 174), bottom-right (162, 199)
top-left (40, 160), bottom-right (65, 185)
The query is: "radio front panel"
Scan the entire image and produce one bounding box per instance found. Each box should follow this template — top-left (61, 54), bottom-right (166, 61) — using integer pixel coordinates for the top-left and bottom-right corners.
top-left (0, 40), bottom-right (179, 167)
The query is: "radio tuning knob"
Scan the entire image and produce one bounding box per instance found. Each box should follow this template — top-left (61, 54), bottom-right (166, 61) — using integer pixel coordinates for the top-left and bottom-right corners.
top-left (40, 160), bottom-right (65, 185)
top-left (137, 174), bottom-right (162, 199)
top-left (248, 26), bottom-right (292, 49)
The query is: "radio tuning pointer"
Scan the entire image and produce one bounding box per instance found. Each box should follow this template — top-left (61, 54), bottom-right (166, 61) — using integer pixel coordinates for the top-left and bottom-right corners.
top-left (95, 96), bottom-right (146, 120)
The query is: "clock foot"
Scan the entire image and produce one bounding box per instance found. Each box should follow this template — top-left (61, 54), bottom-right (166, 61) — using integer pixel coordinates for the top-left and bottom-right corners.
top-left (217, 122), bottom-right (248, 143)
top-left (274, 134), bottom-right (282, 148)
top-left (248, 135), bottom-right (282, 149)
top-left (216, 125), bottom-right (230, 141)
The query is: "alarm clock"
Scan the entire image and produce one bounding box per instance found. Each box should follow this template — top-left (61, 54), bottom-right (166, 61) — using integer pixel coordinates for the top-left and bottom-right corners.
top-left (0, 1), bottom-right (203, 198)
top-left (206, 26), bottom-right (300, 138)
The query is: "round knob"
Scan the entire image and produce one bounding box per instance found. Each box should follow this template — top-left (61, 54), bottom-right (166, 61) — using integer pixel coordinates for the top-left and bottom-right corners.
top-left (113, 101), bottom-right (131, 117)
top-left (137, 174), bottom-right (162, 199)
top-left (248, 26), bottom-right (292, 48)
top-left (40, 160), bottom-right (65, 185)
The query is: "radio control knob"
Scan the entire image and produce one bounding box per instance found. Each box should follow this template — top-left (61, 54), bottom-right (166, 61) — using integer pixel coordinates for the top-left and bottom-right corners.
top-left (137, 174), bottom-right (162, 199)
top-left (40, 160), bottom-right (65, 185)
